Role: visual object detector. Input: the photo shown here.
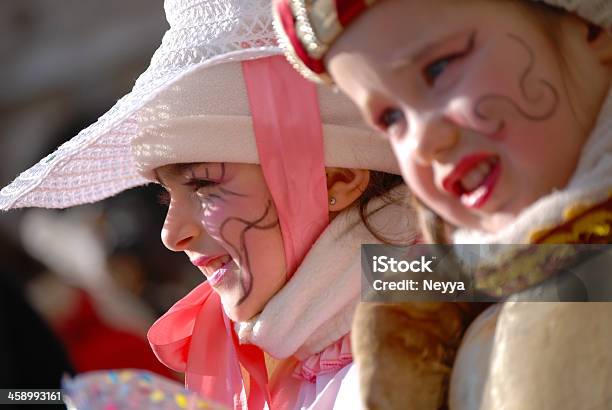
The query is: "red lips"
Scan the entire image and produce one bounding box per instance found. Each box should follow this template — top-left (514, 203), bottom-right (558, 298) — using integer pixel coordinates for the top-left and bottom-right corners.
top-left (443, 153), bottom-right (489, 194)
top-left (442, 152), bottom-right (501, 210)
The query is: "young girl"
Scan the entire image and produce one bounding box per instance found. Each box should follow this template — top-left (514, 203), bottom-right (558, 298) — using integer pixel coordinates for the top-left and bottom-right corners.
top-left (274, 0), bottom-right (612, 408)
top-left (0, 1), bottom-right (458, 409)
top-left (135, 55), bottom-right (416, 409)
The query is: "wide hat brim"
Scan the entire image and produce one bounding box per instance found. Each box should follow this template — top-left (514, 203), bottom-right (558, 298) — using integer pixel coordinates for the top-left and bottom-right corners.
top-left (2, 0), bottom-right (400, 210)
top-left (131, 56), bottom-right (400, 180)
top-left (0, 0), bottom-right (283, 210)
top-left (0, 46), bottom-right (279, 211)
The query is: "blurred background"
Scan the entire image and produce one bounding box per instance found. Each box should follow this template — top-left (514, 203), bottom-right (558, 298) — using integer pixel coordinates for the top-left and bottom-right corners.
top-left (0, 0), bottom-right (202, 393)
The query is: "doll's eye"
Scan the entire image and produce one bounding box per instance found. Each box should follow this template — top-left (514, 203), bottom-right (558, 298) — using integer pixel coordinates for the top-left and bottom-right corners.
top-left (423, 32), bottom-right (475, 86)
top-left (379, 108), bottom-right (403, 127)
top-left (377, 108), bottom-right (407, 139)
top-left (424, 57), bottom-right (453, 85)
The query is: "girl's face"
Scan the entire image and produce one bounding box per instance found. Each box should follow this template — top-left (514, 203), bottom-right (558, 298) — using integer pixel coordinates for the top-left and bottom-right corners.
top-left (327, 0), bottom-right (609, 232)
top-left (156, 162), bottom-right (287, 322)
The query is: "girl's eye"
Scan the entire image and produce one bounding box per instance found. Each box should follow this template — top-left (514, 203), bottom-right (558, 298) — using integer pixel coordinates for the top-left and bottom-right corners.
top-left (185, 179), bottom-right (218, 192)
top-left (377, 108), bottom-right (406, 138)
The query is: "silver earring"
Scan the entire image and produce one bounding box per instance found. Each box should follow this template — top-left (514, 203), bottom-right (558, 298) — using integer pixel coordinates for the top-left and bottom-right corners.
top-left (329, 197), bottom-right (337, 206)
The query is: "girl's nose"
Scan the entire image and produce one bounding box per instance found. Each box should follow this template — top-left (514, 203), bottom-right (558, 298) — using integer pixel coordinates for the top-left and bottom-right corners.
top-left (409, 114), bottom-right (459, 165)
top-left (161, 202), bottom-right (201, 252)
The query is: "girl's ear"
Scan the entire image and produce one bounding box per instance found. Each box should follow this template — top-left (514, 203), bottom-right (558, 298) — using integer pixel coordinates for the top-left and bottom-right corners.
top-left (586, 23), bottom-right (612, 64)
top-left (325, 168), bottom-right (370, 212)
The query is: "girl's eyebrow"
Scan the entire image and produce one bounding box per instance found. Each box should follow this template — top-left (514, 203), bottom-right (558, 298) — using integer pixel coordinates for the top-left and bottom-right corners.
top-left (177, 162), bottom-right (214, 179)
top-left (154, 163), bottom-right (200, 186)
top-left (155, 162), bottom-right (219, 185)
top-left (192, 162), bottom-right (225, 181)
top-left (390, 30), bottom-right (475, 72)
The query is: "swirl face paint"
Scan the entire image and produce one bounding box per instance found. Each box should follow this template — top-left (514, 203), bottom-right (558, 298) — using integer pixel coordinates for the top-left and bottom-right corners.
top-left (326, 0), bottom-right (604, 233)
top-left (472, 33), bottom-right (559, 139)
top-left (156, 162), bottom-right (286, 321)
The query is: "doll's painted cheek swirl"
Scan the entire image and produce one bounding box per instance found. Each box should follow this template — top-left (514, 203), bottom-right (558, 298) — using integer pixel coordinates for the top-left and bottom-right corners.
top-left (473, 33), bottom-right (559, 139)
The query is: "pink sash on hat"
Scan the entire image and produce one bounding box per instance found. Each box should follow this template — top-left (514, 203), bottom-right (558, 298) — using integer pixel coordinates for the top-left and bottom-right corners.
top-left (242, 55), bottom-right (329, 276)
top-left (148, 56), bottom-right (330, 409)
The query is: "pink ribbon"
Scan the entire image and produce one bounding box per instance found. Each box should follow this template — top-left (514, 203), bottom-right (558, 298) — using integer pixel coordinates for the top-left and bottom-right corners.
top-left (148, 56), bottom-right (330, 409)
top-left (242, 55), bottom-right (329, 276)
top-left (148, 282), bottom-right (270, 409)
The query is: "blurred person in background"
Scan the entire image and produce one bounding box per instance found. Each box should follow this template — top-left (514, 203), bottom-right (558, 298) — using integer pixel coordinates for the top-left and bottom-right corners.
top-left (20, 207), bottom-right (174, 378)
top-left (0, 236), bottom-right (73, 409)
top-left (1, 0), bottom-right (193, 388)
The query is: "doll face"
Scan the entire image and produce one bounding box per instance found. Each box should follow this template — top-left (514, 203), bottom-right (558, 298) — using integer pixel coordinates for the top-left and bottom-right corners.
top-left (327, 0), bottom-right (607, 233)
top-left (157, 162), bottom-right (287, 322)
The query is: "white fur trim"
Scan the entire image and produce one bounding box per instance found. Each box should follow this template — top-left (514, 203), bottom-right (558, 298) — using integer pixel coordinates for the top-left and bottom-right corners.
top-left (236, 186), bottom-right (415, 359)
top-left (539, 0), bottom-right (612, 28)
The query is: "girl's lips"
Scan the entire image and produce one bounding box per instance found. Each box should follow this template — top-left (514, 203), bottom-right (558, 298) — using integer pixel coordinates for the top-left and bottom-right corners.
top-left (208, 260), bottom-right (236, 288)
top-left (191, 254), bottom-right (233, 278)
top-left (191, 254), bottom-right (236, 287)
top-left (191, 254), bottom-right (225, 269)
top-left (442, 153), bottom-right (501, 210)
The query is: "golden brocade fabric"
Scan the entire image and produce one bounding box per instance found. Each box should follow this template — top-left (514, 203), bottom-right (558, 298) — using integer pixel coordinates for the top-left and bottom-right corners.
top-left (530, 192), bottom-right (612, 244)
top-left (473, 192), bottom-right (612, 297)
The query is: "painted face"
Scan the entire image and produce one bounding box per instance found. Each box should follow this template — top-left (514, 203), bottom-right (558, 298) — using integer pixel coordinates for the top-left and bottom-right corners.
top-left (156, 162), bottom-right (287, 322)
top-left (327, 0), bottom-right (605, 233)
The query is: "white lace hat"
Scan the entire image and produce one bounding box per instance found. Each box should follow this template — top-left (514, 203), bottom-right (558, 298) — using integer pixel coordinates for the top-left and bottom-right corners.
top-left (0, 0), bottom-right (398, 211)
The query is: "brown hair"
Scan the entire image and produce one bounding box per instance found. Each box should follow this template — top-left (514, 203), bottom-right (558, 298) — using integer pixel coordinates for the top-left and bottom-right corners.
top-left (355, 171), bottom-right (412, 245)
top-left (410, 198), bottom-right (451, 244)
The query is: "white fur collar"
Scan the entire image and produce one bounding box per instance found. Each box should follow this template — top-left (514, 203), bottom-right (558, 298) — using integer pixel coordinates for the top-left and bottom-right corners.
top-left (236, 187), bottom-right (414, 360)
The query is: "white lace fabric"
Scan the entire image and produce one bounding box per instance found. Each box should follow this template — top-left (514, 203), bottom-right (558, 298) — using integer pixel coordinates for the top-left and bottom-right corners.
top-left (0, 0), bottom-right (278, 210)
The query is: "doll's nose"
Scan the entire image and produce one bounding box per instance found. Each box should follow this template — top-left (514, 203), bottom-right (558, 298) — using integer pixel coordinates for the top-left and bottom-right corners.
top-left (408, 115), bottom-right (459, 165)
